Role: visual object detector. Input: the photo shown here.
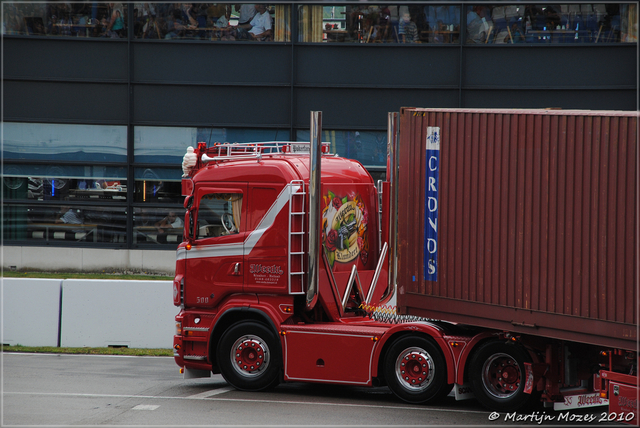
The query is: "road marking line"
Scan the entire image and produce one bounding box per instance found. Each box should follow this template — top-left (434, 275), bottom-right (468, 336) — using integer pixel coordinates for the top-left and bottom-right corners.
top-left (2, 391), bottom-right (487, 414)
top-left (187, 387), bottom-right (234, 399)
top-left (132, 404), bottom-right (159, 410)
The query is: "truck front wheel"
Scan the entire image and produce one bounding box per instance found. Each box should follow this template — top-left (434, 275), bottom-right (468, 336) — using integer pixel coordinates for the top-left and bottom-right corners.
top-left (384, 335), bottom-right (451, 404)
top-left (217, 321), bottom-right (281, 391)
top-left (469, 341), bottom-right (536, 412)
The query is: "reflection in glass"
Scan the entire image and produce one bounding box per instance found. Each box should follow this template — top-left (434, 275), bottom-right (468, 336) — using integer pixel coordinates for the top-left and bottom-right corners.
top-left (134, 126), bottom-right (290, 164)
top-left (3, 122), bottom-right (127, 162)
top-left (4, 2), bottom-right (635, 44)
top-left (2, 2), bottom-right (127, 38)
top-left (134, 167), bottom-right (182, 203)
top-left (465, 4), bottom-right (637, 44)
top-left (132, 3), bottom-right (290, 41)
top-left (297, 129), bottom-right (387, 168)
top-left (2, 168), bottom-right (127, 202)
top-left (2, 203), bottom-right (127, 244)
top-left (302, 4), bottom-right (461, 44)
top-left (133, 207), bottom-right (184, 245)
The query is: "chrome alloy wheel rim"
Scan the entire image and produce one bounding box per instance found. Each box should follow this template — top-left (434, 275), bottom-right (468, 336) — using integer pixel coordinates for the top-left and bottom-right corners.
top-left (394, 346), bottom-right (434, 391)
top-left (481, 352), bottom-right (521, 399)
top-left (230, 334), bottom-right (270, 378)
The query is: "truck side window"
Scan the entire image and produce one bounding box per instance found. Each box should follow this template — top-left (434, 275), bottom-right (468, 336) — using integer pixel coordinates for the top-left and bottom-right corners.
top-left (197, 193), bottom-right (242, 239)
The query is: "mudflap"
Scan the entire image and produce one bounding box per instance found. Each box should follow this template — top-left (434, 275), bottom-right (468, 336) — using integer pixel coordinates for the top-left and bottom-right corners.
top-left (524, 362), bottom-right (534, 394)
top-left (608, 381), bottom-right (638, 425)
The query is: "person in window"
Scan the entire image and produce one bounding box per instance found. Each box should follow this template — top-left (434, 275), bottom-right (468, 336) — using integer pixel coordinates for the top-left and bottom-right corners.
top-left (137, 209), bottom-right (155, 228)
top-left (155, 211), bottom-right (183, 233)
top-left (141, 13), bottom-right (161, 39)
top-left (155, 211), bottom-right (183, 243)
top-left (56, 206), bottom-right (82, 225)
top-left (164, 7), bottom-right (195, 39)
top-left (235, 4), bottom-right (257, 27)
top-left (398, 10), bottom-right (418, 43)
top-left (466, 6), bottom-right (492, 43)
top-left (58, 12), bottom-right (73, 37)
top-left (31, 18), bottom-right (46, 36)
top-left (106, 3), bottom-right (125, 38)
top-left (236, 4), bottom-right (272, 41)
top-left (543, 6), bottom-right (561, 30)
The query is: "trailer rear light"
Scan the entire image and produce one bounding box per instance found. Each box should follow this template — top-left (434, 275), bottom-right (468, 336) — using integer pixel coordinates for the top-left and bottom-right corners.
top-left (176, 321), bottom-right (182, 335)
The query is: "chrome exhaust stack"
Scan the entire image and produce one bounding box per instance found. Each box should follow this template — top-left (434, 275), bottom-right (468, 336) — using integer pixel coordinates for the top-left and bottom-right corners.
top-left (381, 112), bottom-right (399, 304)
top-left (306, 111), bottom-right (322, 311)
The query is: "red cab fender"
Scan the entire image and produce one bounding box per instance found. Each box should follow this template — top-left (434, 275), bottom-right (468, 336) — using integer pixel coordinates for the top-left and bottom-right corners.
top-left (447, 331), bottom-right (496, 385)
top-left (208, 294), bottom-right (294, 364)
top-left (371, 322), bottom-right (457, 385)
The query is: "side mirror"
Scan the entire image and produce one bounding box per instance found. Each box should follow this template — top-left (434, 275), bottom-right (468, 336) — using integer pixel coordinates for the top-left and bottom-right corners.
top-left (184, 210), bottom-right (194, 242)
top-left (184, 195), bottom-right (193, 209)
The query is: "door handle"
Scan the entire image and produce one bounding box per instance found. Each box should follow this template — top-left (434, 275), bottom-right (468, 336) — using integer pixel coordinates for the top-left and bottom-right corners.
top-left (233, 262), bottom-right (241, 276)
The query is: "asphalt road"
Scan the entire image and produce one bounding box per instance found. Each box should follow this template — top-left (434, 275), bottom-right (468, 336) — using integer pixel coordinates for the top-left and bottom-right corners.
top-left (1, 353), bottom-right (619, 426)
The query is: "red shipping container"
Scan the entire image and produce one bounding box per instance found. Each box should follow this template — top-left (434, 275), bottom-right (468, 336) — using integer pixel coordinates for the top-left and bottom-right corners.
top-left (396, 108), bottom-right (638, 350)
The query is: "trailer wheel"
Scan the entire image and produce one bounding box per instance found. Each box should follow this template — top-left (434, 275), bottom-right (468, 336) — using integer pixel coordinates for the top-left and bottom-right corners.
top-left (217, 321), bottom-right (280, 391)
top-left (469, 341), bottom-right (536, 412)
top-left (384, 335), bottom-right (450, 404)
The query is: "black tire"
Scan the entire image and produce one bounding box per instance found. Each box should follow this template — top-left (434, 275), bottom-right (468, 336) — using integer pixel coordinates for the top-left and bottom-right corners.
top-left (216, 321), bottom-right (281, 391)
top-left (384, 335), bottom-right (451, 404)
top-left (468, 341), bottom-right (537, 412)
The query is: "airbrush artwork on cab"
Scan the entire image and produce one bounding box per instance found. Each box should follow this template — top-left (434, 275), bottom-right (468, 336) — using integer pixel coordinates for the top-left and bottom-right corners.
top-left (321, 190), bottom-right (370, 270)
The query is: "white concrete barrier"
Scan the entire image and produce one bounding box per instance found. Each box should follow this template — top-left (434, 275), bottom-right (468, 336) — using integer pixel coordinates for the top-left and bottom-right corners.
top-left (60, 279), bottom-right (177, 348)
top-left (2, 278), bottom-right (62, 347)
top-left (2, 278), bottom-right (177, 348)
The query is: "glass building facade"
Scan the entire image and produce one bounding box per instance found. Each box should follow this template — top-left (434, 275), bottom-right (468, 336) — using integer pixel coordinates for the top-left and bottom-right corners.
top-left (3, 2), bottom-right (638, 251)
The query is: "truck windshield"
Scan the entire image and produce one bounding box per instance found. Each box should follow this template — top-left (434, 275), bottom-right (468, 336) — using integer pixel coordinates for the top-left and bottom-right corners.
top-left (197, 193), bottom-right (242, 238)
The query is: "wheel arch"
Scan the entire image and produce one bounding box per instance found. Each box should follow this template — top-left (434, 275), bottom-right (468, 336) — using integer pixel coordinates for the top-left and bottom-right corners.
top-left (209, 307), bottom-right (281, 373)
top-left (374, 326), bottom-right (453, 385)
top-left (456, 332), bottom-right (499, 385)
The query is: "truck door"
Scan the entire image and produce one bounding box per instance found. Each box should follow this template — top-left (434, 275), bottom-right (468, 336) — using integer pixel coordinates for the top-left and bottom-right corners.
top-left (185, 184), bottom-right (247, 308)
top-left (243, 184), bottom-right (289, 294)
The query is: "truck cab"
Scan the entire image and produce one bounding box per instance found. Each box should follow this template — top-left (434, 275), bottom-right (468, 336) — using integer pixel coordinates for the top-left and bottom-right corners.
top-left (172, 141), bottom-right (414, 389)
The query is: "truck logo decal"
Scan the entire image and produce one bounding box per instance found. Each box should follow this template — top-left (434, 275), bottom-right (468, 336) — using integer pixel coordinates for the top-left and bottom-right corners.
top-left (250, 264), bottom-right (285, 285)
top-left (322, 191), bottom-right (369, 268)
top-left (177, 184), bottom-right (301, 260)
top-left (424, 127), bottom-right (440, 282)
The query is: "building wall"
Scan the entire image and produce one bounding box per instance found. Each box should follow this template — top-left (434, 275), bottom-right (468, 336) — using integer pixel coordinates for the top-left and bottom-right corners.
top-left (3, 246), bottom-right (177, 275)
top-left (2, 3), bottom-right (637, 272)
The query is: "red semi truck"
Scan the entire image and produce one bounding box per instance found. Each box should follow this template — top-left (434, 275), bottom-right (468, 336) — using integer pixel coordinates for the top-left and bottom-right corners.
top-left (173, 109), bottom-right (637, 419)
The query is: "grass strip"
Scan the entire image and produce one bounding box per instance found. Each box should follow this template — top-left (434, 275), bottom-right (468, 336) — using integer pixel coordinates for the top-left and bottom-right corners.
top-left (2, 345), bottom-right (172, 357)
top-left (2, 271), bottom-right (171, 281)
